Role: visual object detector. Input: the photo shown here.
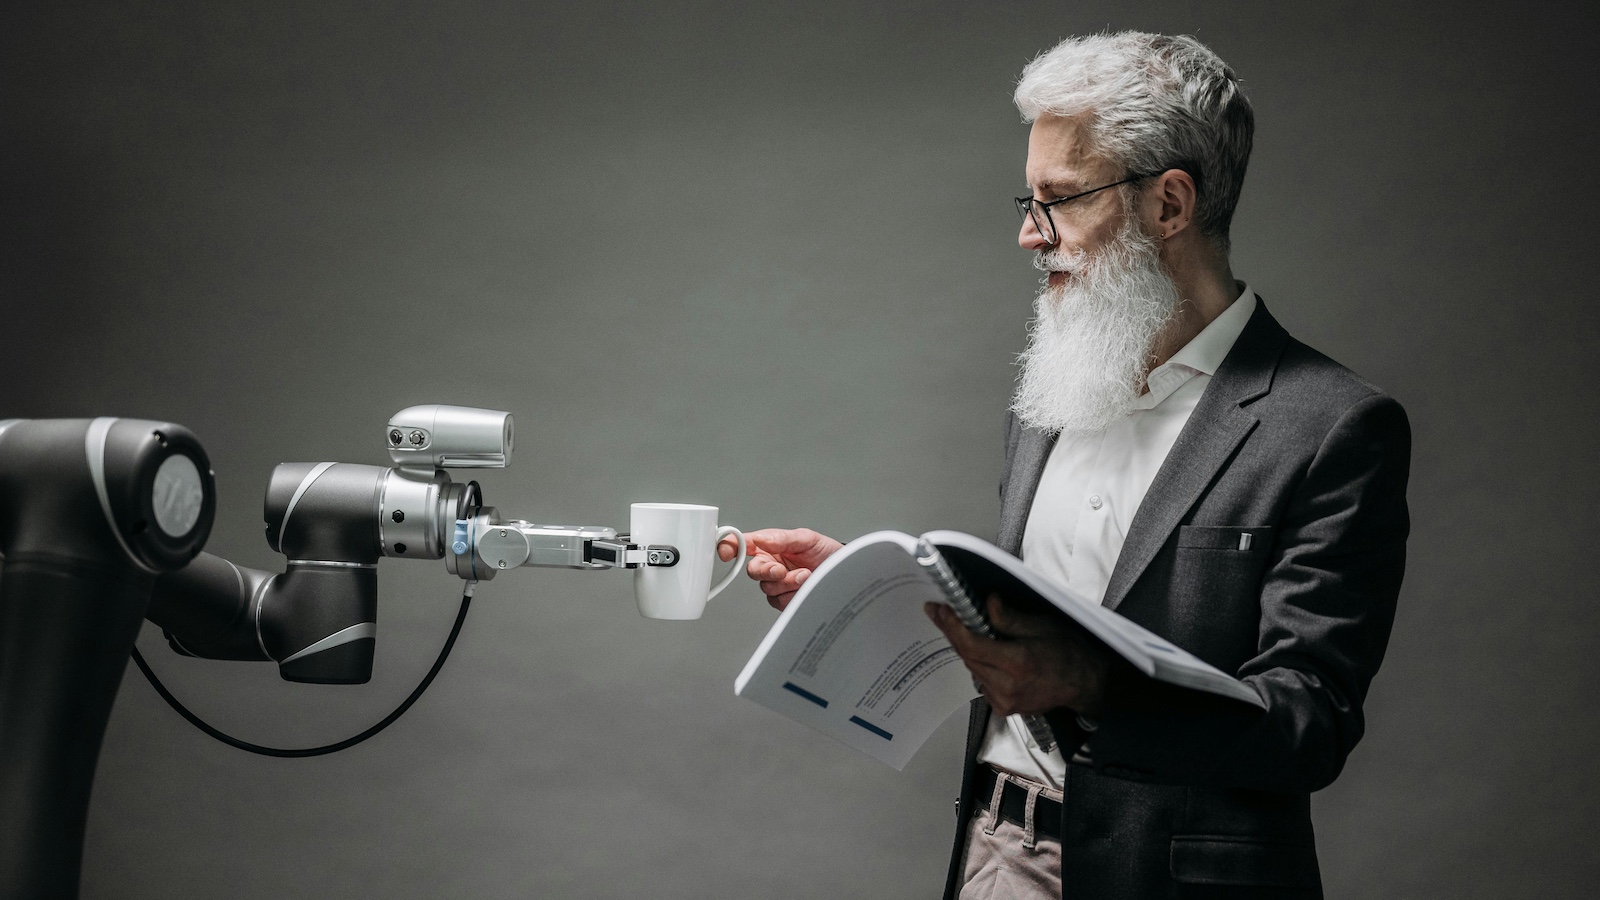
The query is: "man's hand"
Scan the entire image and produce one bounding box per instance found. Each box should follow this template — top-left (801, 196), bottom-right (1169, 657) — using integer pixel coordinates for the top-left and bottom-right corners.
top-left (717, 528), bottom-right (844, 611)
top-left (924, 595), bottom-right (1112, 718)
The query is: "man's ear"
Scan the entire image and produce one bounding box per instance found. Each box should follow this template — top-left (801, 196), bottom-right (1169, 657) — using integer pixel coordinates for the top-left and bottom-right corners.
top-left (1146, 168), bottom-right (1198, 240)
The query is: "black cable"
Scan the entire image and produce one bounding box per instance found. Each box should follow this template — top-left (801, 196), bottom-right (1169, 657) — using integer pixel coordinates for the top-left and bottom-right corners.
top-left (130, 586), bottom-right (474, 758)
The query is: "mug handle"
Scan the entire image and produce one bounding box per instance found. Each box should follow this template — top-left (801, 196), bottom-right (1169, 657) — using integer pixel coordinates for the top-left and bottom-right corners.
top-left (707, 526), bottom-right (745, 601)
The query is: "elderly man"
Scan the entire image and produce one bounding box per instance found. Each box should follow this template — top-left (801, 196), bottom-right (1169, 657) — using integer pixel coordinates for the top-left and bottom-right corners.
top-left (723, 32), bottom-right (1409, 900)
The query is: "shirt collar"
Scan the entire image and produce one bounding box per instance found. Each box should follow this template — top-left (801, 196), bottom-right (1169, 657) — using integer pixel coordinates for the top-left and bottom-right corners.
top-left (1166, 284), bottom-right (1256, 377)
top-left (1134, 285), bottom-right (1257, 409)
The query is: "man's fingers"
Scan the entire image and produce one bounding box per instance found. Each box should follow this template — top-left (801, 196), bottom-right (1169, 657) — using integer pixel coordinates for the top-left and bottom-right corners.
top-left (926, 603), bottom-right (1017, 671)
top-left (739, 529), bottom-right (814, 556)
top-left (985, 594), bottom-right (1057, 639)
top-left (742, 528), bottom-right (813, 553)
top-left (925, 605), bottom-right (1017, 711)
top-left (758, 568), bottom-right (810, 593)
top-left (758, 567), bottom-right (809, 594)
top-left (746, 552), bottom-right (803, 581)
top-left (746, 556), bottom-right (780, 580)
top-left (926, 603), bottom-right (986, 656)
top-left (986, 594), bottom-right (1031, 636)
top-left (741, 528), bottom-right (844, 569)
top-left (735, 529), bottom-right (832, 611)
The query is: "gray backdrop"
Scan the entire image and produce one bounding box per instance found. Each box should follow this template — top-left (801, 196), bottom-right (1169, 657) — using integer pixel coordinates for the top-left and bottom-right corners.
top-left (3, 1), bottom-right (1595, 897)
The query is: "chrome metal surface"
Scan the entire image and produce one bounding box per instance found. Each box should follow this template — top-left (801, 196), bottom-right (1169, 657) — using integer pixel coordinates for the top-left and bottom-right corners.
top-left (386, 405), bottom-right (513, 470)
top-left (379, 467), bottom-right (452, 559)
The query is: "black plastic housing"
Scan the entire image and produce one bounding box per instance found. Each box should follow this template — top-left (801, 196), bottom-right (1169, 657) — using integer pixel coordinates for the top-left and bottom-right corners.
top-left (0, 417), bottom-right (214, 899)
top-left (151, 462), bottom-right (397, 684)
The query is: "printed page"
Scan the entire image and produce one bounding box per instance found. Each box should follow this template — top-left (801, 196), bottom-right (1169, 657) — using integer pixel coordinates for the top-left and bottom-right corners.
top-left (736, 531), bottom-right (981, 770)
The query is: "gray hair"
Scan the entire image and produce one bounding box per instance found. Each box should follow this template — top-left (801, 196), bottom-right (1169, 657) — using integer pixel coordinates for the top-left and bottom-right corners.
top-left (1014, 32), bottom-right (1254, 252)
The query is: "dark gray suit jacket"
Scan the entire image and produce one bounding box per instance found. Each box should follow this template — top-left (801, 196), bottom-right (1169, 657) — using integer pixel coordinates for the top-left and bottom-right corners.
top-left (943, 299), bottom-right (1411, 900)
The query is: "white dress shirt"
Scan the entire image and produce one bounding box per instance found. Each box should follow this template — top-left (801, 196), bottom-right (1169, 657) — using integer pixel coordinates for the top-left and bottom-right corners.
top-left (977, 287), bottom-right (1258, 789)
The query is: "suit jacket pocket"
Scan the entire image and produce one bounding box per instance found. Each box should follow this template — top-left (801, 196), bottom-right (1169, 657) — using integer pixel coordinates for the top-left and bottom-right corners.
top-left (1170, 836), bottom-right (1321, 888)
top-left (1165, 526), bottom-right (1277, 670)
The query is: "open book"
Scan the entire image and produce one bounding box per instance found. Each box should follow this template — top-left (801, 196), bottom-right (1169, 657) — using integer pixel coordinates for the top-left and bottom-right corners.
top-left (734, 530), bottom-right (1264, 770)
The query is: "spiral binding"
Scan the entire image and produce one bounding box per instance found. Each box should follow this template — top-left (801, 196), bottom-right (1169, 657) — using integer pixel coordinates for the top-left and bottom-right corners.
top-left (914, 538), bottom-right (1057, 753)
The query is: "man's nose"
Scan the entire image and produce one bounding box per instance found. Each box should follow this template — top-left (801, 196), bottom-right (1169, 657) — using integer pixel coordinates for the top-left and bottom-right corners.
top-left (1019, 213), bottom-right (1054, 252)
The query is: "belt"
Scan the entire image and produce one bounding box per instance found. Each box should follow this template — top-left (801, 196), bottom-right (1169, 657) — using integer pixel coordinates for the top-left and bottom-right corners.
top-left (973, 765), bottom-right (1062, 842)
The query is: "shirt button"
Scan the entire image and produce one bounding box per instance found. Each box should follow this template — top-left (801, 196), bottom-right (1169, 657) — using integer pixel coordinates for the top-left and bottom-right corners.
top-left (1088, 495), bottom-right (1103, 510)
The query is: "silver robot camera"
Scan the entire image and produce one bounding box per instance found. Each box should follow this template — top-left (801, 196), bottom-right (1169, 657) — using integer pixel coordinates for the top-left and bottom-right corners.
top-left (385, 404), bottom-right (513, 471)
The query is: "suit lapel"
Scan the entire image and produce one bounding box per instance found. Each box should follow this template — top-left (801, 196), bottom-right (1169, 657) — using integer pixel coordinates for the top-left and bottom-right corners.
top-left (1101, 301), bottom-right (1289, 612)
top-left (998, 425), bottom-right (1056, 556)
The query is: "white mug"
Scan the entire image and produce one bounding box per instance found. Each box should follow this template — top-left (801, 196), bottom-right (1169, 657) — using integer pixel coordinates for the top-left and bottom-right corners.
top-left (630, 503), bottom-right (745, 620)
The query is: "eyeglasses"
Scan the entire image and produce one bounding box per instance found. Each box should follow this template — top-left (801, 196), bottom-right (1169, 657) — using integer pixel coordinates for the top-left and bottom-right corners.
top-left (1014, 173), bottom-right (1154, 245)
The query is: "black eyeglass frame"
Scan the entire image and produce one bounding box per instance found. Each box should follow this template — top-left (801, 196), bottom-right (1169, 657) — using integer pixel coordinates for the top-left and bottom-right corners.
top-left (1014, 173), bottom-right (1156, 244)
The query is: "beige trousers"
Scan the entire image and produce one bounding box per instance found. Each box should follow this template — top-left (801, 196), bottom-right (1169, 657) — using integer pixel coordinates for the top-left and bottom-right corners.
top-left (958, 770), bottom-right (1062, 900)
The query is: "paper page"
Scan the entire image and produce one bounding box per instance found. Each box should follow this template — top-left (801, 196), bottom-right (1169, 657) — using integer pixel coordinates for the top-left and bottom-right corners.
top-left (736, 532), bottom-right (981, 770)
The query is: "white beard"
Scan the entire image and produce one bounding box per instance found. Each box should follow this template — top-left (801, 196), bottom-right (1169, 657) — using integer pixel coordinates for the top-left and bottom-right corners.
top-left (1011, 221), bottom-right (1184, 435)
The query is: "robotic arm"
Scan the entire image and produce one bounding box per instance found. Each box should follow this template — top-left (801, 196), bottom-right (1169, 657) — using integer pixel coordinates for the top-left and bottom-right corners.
top-left (147, 404), bottom-right (677, 685)
top-left (0, 405), bottom-right (675, 898)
